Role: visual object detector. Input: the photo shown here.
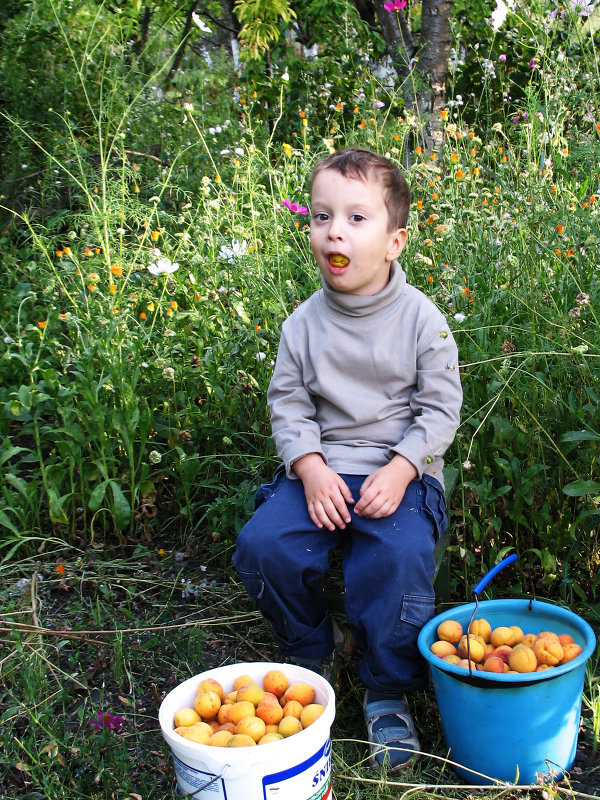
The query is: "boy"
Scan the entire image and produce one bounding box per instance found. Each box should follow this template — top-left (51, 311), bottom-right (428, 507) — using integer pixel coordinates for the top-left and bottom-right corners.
top-left (233, 146), bottom-right (462, 771)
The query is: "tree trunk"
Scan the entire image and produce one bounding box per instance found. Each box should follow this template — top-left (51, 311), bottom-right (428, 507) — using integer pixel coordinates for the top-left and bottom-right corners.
top-left (164, 1), bottom-right (198, 87)
top-left (418, 0), bottom-right (452, 113)
top-left (372, 0), bottom-right (415, 81)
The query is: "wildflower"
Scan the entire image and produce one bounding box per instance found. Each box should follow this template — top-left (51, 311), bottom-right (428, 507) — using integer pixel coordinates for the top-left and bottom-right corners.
top-left (462, 287), bottom-right (470, 296)
top-left (56, 564), bottom-right (64, 575)
top-left (111, 265), bottom-right (123, 277)
top-left (148, 258), bottom-right (179, 275)
top-left (282, 68), bottom-right (289, 82)
top-left (529, 57), bottom-right (538, 69)
top-left (282, 198), bottom-right (309, 214)
top-left (556, 224), bottom-right (565, 234)
top-left (191, 11), bottom-right (212, 33)
top-left (56, 250), bottom-right (64, 258)
top-left (90, 711), bottom-right (125, 733)
top-left (139, 311), bottom-right (147, 320)
top-left (491, 0), bottom-right (507, 29)
top-left (462, 459), bottom-right (473, 471)
top-left (416, 200), bottom-right (423, 210)
top-left (87, 284), bottom-right (96, 292)
top-left (566, 249), bottom-right (576, 257)
top-left (432, 192), bottom-right (439, 200)
top-left (151, 229), bottom-right (160, 241)
top-left (441, 109), bottom-right (449, 121)
top-left (576, 292), bottom-right (590, 306)
top-left (256, 352), bottom-right (266, 361)
top-left (454, 312), bottom-right (466, 323)
top-left (282, 143), bottom-right (292, 157)
top-left (147, 302), bottom-right (155, 311)
top-left (427, 275), bottom-right (434, 283)
top-left (502, 340), bottom-right (516, 354)
top-left (499, 53), bottom-right (507, 62)
top-left (450, 153), bottom-right (458, 163)
top-left (158, 548), bottom-right (166, 556)
top-left (84, 246), bottom-right (93, 256)
top-left (456, 169), bottom-right (465, 180)
top-left (383, 0), bottom-right (406, 10)
top-left (37, 320), bottom-right (47, 330)
top-left (109, 284), bottom-right (117, 295)
top-left (373, 100), bottom-right (385, 109)
top-left (219, 240), bottom-right (247, 262)
top-left (162, 367), bottom-right (175, 380)
top-left (134, 184), bottom-right (140, 192)
top-left (569, 0), bottom-right (595, 15)
top-left (568, 306), bottom-right (582, 318)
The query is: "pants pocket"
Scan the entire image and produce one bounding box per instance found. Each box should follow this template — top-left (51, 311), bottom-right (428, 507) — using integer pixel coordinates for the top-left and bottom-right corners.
top-left (253, 464), bottom-right (286, 510)
top-left (419, 475), bottom-right (448, 543)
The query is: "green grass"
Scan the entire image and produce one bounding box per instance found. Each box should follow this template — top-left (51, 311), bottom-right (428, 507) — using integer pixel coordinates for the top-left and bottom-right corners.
top-left (2, 550), bottom-right (599, 799)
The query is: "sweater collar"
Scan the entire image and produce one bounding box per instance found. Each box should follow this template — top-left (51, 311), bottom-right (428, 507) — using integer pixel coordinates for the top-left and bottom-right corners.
top-left (320, 260), bottom-right (407, 317)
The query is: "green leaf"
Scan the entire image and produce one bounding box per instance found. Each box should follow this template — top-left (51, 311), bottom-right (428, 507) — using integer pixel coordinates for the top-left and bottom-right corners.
top-left (562, 480), bottom-right (600, 496)
top-left (0, 446), bottom-right (30, 466)
top-left (88, 480), bottom-right (108, 511)
top-left (4, 473), bottom-right (30, 498)
top-left (560, 430), bottom-right (600, 442)
top-left (0, 510), bottom-right (19, 535)
top-left (109, 481), bottom-right (131, 530)
top-left (47, 488), bottom-right (70, 524)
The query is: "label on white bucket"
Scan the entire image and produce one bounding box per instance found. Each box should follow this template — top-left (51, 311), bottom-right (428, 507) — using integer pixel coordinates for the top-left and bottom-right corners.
top-left (172, 738), bottom-right (331, 800)
top-left (262, 737), bottom-right (331, 799)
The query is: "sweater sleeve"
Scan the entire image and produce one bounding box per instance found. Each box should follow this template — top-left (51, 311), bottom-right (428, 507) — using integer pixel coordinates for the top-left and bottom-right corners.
top-left (267, 325), bottom-right (326, 477)
top-left (390, 317), bottom-right (462, 478)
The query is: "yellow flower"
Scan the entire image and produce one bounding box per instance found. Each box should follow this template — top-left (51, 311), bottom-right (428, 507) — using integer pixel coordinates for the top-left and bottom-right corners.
top-left (441, 109), bottom-right (449, 120)
top-left (450, 153), bottom-right (458, 163)
top-left (111, 265), bottom-right (123, 277)
top-left (109, 284), bottom-right (117, 295)
top-left (282, 143), bottom-right (292, 156)
top-left (147, 301), bottom-right (155, 311)
top-left (170, 300), bottom-right (178, 310)
top-left (151, 229), bottom-right (160, 241)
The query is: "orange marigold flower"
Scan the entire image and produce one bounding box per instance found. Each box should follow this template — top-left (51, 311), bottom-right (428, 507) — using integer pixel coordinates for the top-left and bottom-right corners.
top-left (430, 153), bottom-right (436, 161)
top-left (109, 284), bottom-right (117, 294)
top-left (170, 300), bottom-right (178, 310)
top-left (353, 106), bottom-right (359, 114)
top-left (87, 284), bottom-right (96, 292)
top-left (147, 301), bottom-right (155, 311)
top-left (84, 246), bottom-right (93, 256)
top-left (441, 109), bottom-right (449, 120)
top-left (194, 291), bottom-right (200, 301)
top-left (473, 167), bottom-right (480, 176)
top-left (432, 192), bottom-right (439, 200)
top-left (596, 122), bottom-right (600, 133)
top-left (56, 564), bottom-right (64, 575)
top-left (37, 320), bottom-right (47, 330)
top-left (556, 224), bottom-right (565, 234)
top-left (583, 201), bottom-right (589, 209)
top-left (359, 120), bottom-right (366, 129)
top-left (336, 101), bottom-right (343, 111)
top-left (417, 200), bottom-right (423, 210)
top-left (502, 156), bottom-right (507, 163)
top-left (450, 153), bottom-right (458, 163)
top-left (427, 275), bottom-right (434, 283)
top-left (498, 146), bottom-right (503, 153)
top-left (56, 250), bottom-right (64, 258)
top-left (427, 214), bottom-right (435, 224)
top-left (134, 184), bottom-right (140, 192)
top-left (58, 313), bottom-right (67, 320)
top-left (456, 169), bottom-right (464, 180)
top-left (415, 146), bottom-right (422, 155)
top-left (112, 307), bottom-right (119, 314)
top-left (167, 307), bottom-right (173, 317)
top-left (554, 248), bottom-right (561, 255)
top-left (151, 229), bottom-right (160, 241)
top-left (483, 198), bottom-right (489, 206)
top-left (111, 265), bottom-right (123, 277)
top-left (255, 324), bottom-right (261, 332)
top-left (468, 131), bottom-right (474, 139)
top-left (139, 311), bottom-right (147, 320)
top-left (470, 148), bottom-right (476, 157)
top-left (566, 249), bottom-right (576, 257)
top-left (462, 287), bottom-right (470, 295)
top-left (590, 195), bottom-right (597, 203)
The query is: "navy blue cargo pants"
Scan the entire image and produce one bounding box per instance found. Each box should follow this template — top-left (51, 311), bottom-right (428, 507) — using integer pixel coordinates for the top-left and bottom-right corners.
top-left (233, 469), bottom-right (447, 695)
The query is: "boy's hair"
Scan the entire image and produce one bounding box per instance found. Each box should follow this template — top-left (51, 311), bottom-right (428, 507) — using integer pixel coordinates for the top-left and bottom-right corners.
top-left (310, 146), bottom-right (411, 230)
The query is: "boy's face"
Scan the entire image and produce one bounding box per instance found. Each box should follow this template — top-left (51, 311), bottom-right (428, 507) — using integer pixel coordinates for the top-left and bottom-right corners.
top-left (310, 168), bottom-right (407, 296)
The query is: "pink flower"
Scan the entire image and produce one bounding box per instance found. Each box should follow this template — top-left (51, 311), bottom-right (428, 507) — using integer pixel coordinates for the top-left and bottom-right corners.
top-left (90, 711), bottom-right (125, 733)
top-left (499, 53), bottom-right (507, 62)
top-left (282, 198), bottom-right (308, 214)
top-left (384, 0), bottom-right (407, 10)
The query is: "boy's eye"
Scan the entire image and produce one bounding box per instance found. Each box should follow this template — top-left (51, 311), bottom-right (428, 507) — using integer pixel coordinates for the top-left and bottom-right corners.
top-left (313, 212), bottom-right (329, 221)
top-left (350, 214), bottom-right (365, 222)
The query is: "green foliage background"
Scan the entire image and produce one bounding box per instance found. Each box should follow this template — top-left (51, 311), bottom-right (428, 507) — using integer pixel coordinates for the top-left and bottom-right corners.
top-left (0, 0), bottom-right (599, 605)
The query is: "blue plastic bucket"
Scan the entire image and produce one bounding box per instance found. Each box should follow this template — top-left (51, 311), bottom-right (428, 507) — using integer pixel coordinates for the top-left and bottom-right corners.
top-left (418, 598), bottom-right (596, 785)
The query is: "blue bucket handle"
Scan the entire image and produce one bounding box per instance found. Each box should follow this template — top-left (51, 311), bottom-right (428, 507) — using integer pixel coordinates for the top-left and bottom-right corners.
top-left (472, 553), bottom-right (518, 597)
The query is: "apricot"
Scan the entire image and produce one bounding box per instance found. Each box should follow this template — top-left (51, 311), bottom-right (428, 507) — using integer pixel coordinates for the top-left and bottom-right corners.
top-left (285, 682), bottom-right (316, 706)
top-left (227, 733), bottom-right (256, 747)
top-left (236, 683), bottom-right (265, 707)
top-left (228, 700), bottom-right (256, 725)
top-left (256, 697), bottom-right (284, 725)
top-left (558, 633), bottom-right (575, 647)
top-left (258, 732), bottom-right (285, 745)
top-left (457, 634), bottom-right (485, 663)
top-left (235, 715), bottom-right (266, 743)
top-left (559, 643), bottom-right (583, 664)
top-left (233, 674), bottom-right (254, 691)
top-left (509, 625), bottom-right (524, 644)
top-left (437, 619), bottom-right (463, 643)
top-left (300, 703), bottom-right (325, 728)
top-left (265, 723), bottom-right (280, 734)
top-left (442, 654), bottom-right (461, 665)
top-left (197, 678), bottom-right (224, 701)
top-left (194, 690), bottom-right (221, 720)
top-left (521, 633), bottom-right (536, 648)
top-left (430, 640), bottom-right (458, 658)
top-left (469, 618), bottom-right (492, 643)
top-left (263, 669), bottom-right (289, 698)
top-left (208, 730), bottom-right (234, 747)
top-left (278, 716), bottom-right (303, 737)
top-left (536, 631), bottom-right (559, 642)
top-left (282, 699), bottom-right (304, 719)
top-left (536, 664), bottom-right (554, 671)
top-left (508, 643), bottom-right (538, 673)
top-left (490, 626), bottom-right (516, 648)
top-left (456, 658), bottom-right (477, 671)
top-left (223, 691), bottom-right (238, 705)
top-left (217, 722), bottom-right (236, 734)
top-left (534, 636), bottom-right (564, 666)
top-left (483, 656), bottom-right (508, 673)
top-left (173, 707), bottom-right (201, 728)
top-left (178, 722), bottom-right (212, 744)
top-left (217, 703), bottom-right (232, 725)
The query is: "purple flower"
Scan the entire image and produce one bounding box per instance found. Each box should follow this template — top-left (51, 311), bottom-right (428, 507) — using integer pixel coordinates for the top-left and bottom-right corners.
top-left (373, 100), bottom-right (386, 109)
top-left (282, 198), bottom-right (308, 215)
top-left (383, 0), bottom-right (407, 11)
top-left (499, 53), bottom-right (507, 62)
top-left (90, 711), bottom-right (125, 733)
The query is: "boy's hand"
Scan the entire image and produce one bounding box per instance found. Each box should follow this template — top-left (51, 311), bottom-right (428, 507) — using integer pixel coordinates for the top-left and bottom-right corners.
top-left (355, 455), bottom-right (417, 518)
top-left (293, 453), bottom-right (355, 531)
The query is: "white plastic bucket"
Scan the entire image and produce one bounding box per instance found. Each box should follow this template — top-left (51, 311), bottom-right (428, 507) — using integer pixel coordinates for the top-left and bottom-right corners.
top-left (159, 662), bottom-right (336, 800)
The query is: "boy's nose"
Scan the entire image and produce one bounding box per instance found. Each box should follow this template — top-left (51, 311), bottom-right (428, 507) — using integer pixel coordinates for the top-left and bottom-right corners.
top-left (327, 218), bottom-right (344, 240)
